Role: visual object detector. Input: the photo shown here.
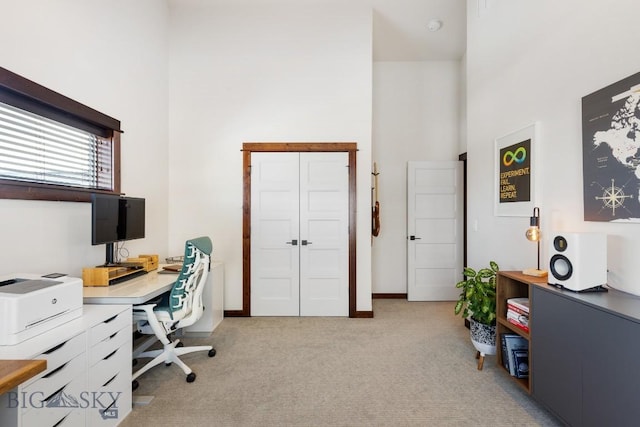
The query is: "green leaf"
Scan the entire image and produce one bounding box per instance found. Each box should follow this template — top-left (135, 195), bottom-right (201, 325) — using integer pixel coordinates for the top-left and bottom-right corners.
top-left (454, 300), bottom-right (463, 315)
top-left (477, 268), bottom-right (494, 279)
top-left (462, 267), bottom-right (477, 277)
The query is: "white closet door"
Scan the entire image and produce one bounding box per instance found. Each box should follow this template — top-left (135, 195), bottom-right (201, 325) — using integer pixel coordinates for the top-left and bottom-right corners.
top-left (251, 152), bottom-right (349, 316)
top-left (299, 152), bottom-right (349, 316)
top-left (407, 161), bottom-right (463, 301)
top-left (251, 152), bottom-right (300, 316)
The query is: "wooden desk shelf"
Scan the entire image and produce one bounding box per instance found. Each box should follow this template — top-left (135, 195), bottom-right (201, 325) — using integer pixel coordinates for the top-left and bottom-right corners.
top-left (82, 254), bottom-right (158, 287)
top-left (82, 266), bottom-right (142, 287)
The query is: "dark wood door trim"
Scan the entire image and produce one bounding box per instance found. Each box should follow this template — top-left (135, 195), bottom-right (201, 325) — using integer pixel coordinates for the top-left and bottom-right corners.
top-left (458, 152), bottom-right (467, 270)
top-left (232, 142), bottom-right (361, 318)
top-left (459, 152), bottom-right (468, 329)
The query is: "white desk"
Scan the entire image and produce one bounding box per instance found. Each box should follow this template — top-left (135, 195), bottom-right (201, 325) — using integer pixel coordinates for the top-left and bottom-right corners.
top-left (82, 267), bottom-right (176, 305)
top-left (83, 262), bottom-right (224, 335)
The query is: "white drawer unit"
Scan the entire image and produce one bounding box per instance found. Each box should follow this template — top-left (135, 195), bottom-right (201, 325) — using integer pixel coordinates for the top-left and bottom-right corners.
top-left (86, 307), bottom-right (132, 427)
top-left (0, 304), bottom-right (132, 427)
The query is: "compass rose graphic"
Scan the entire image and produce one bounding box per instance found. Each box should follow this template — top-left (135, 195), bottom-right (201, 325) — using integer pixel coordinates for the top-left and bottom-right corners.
top-left (592, 178), bottom-right (634, 217)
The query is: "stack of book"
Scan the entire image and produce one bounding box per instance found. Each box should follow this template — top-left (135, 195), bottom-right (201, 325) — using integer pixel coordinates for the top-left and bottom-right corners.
top-left (500, 333), bottom-right (529, 378)
top-left (506, 297), bottom-right (529, 332)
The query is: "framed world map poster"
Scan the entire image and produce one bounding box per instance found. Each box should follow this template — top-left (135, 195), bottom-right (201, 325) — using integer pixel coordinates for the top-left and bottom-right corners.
top-left (494, 122), bottom-right (538, 217)
top-left (582, 71), bottom-right (640, 222)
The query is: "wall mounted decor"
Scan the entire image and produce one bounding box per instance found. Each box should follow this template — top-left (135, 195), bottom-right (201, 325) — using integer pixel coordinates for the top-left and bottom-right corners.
top-left (582, 71), bottom-right (640, 222)
top-left (494, 122), bottom-right (539, 216)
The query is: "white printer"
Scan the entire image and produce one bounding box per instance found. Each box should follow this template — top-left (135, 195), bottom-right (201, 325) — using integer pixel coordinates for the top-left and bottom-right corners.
top-left (0, 274), bottom-right (83, 345)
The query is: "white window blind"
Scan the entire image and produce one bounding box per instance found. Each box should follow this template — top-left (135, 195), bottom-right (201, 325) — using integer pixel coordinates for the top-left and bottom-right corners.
top-left (0, 102), bottom-right (112, 190)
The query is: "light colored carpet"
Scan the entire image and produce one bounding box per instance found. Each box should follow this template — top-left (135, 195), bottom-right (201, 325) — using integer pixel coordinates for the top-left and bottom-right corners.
top-left (120, 299), bottom-right (561, 426)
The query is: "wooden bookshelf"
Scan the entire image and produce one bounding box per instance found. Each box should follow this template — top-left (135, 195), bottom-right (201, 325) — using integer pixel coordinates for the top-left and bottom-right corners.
top-left (496, 271), bottom-right (547, 393)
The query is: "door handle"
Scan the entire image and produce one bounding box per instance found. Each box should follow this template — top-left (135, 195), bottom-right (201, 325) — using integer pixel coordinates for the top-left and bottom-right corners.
top-left (286, 239), bottom-right (298, 246)
top-left (409, 235), bottom-right (421, 241)
top-left (301, 240), bottom-right (312, 246)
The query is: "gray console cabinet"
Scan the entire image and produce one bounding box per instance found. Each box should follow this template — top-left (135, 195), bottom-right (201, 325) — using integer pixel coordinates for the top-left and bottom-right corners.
top-left (531, 284), bottom-right (640, 426)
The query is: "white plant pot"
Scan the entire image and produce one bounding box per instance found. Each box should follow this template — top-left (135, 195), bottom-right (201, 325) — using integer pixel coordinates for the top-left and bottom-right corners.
top-left (469, 318), bottom-right (496, 356)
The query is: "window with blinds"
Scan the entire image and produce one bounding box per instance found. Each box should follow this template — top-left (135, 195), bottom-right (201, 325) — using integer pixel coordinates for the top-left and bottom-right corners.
top-left (0, 102), bottom-right (112, 190)
top-left (0, 66), bottom-right (122, 202)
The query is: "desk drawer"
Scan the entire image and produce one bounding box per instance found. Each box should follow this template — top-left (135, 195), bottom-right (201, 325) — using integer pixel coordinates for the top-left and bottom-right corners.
top-left (86, 369), bottom-right (132, 427)
top-left (22, 332), bottom-right (86, 388)
top-left (88, 308), bottom-right (130, 347)
top-left (89, 343), bottom-right (130, 391)
top-left (23, 407), bottom-right (84, 427)
top-left (89, 325), bottom-right (131, 367)
top-left (23, 352), bottom-right (86, 410)
top-left (22, 373), bottom-right (86, 427)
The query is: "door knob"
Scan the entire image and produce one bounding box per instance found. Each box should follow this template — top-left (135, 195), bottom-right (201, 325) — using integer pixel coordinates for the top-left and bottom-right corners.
top-left (409, 235), bottom-right (421, 240)
top-left (301, 240), bottom-right (312, 246)
top-left (286, 240), bottom-right (298, 246)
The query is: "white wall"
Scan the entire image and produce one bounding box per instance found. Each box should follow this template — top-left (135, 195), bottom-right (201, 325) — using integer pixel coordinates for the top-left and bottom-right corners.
top-left (0, 1), bottom-right (170, 275)
top-left (168, 0), bottom-right (373, 311)
top-left (466, 0), bottom-right (640, 295)
top-left (372, 61), bottom-right (461, 294)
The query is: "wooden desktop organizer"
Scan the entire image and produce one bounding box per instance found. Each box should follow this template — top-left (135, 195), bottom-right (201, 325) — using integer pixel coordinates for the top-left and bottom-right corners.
top-left (82, 254), bottom-right (158, 287)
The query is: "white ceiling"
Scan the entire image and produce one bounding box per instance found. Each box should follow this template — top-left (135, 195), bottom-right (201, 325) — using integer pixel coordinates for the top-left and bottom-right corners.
top-left (372, 0), bottom-right (466, 61)
top-left (172, 0), bottom-right (466, 61)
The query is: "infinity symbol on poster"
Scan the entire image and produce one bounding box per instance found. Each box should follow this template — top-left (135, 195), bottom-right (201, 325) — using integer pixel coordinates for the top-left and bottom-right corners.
top-left (502, 147), bottom-right (527, 166)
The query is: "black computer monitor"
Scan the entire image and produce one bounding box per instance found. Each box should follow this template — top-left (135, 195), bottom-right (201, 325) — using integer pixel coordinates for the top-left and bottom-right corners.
top-left (91, 193), bottom-right (145, 266)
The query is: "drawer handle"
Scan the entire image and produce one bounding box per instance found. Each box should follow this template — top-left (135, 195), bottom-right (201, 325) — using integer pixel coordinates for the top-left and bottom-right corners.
top-left (104, 349), bottom-right (118, 360)
top-left (43, 362), bottom-right (68, 378)
top-left (103, 315), bottom-right (118, 323)
top-left (103, 373), bottom-right (118, 387)
top-left (101, 330), bottom-right (119, 343)
top-left (43, 341), bottom-right (66, 354)
top-left (99, 398), bottom-right (117, 417)
top-left (43, 383), bottom-right (67, 405)
top-left (52, 413), bottom-right (69, 427)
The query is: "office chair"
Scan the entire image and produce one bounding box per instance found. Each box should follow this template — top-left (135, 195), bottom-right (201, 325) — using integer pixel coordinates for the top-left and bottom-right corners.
top-left (132, 236), bottom-right (216, 385)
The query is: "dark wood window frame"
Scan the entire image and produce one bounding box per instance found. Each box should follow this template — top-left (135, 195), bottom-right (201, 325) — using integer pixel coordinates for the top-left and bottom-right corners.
top-left (234, 142), bottom-right (373, 319)
top-left (0, 67), bottom-right (122, 202)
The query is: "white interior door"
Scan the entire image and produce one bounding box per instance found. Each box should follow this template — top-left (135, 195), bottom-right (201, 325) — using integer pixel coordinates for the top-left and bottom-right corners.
top-left (251, 152), bottom-right (300, 316)
top-left (407, 161), bottom-right (463, 301)
top-left (299, 152), bottom-right (349, 316)
top-left (251, 152), bottom-right (349, 316)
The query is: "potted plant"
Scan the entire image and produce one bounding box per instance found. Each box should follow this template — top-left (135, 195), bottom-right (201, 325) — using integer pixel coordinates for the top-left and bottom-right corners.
top-left (454, 261), bottom-right (499, 369)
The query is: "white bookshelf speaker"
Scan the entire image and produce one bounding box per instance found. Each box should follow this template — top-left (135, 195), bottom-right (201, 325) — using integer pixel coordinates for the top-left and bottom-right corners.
top-left (548, 232), bottom-right (607, 292)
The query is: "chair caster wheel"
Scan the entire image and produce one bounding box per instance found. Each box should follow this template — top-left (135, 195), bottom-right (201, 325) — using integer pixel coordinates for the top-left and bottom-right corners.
top-left (132, 380), bottom-right (139, 391)
top-left (186, 372), bottom-right (196, 383)
top-left (177, 342), bottom-right (184, 348)
top-left (208, 348), bottom-right (217, 357)
top-left (132, 359), bottom-right (138, 366)
top-left (165, 362), bottom-right (172, 366)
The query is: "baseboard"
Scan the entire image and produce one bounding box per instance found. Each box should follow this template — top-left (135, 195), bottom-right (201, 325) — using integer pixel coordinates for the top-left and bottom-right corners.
top-left (372, 293), bottom-right (407, 299)
top-left (224, 309), bottom-right (373, 318)
top-left (224, 310), bottom-right (248, 317)
top-left (353, 310), bottom-right (374, 318)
